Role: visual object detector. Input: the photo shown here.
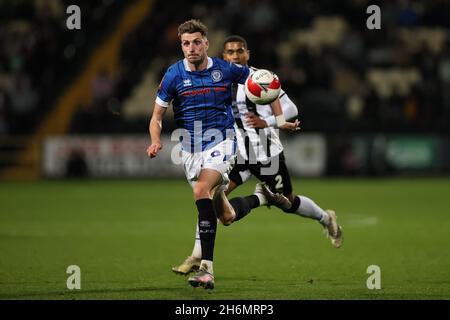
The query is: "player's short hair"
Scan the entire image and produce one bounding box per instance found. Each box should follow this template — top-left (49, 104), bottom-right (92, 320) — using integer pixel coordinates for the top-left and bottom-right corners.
top-left (178, 19), bottom-right (208, 38)
top-left (223, 35), bottom-right (248, 50)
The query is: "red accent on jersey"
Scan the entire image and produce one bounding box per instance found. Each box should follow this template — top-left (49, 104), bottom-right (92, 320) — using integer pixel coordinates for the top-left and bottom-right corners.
top-left (180, 86), bottom-right (228, 97)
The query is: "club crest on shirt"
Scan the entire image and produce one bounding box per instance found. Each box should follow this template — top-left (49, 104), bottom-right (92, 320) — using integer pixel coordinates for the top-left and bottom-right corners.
top-left (211, 70), bottom-right (223, 82)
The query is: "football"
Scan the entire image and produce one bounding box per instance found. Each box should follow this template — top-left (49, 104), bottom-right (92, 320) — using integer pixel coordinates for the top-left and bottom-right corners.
top-left (244, 69), bottom-right (281, 105)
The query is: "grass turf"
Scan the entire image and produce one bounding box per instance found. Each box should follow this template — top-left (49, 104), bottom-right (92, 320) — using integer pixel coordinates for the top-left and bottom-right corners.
top-left (0, 178), bottom-right (449, 300)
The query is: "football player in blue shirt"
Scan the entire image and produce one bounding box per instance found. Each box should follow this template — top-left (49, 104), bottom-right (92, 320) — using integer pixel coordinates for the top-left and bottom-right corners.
top-left (173, 36), bottom-right (344, 278)
top-left (147, 20), bottom-right (293, 290)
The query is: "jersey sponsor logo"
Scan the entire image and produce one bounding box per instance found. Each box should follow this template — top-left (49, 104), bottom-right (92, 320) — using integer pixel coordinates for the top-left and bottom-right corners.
top-left (180, 86), bottom-right (228, 97)
top-left (183, 79), bottom-right (192, 87)
top-left (181, 88), bottom-right (211, 96)
top-left (211, 70), bottom-right (223, 82)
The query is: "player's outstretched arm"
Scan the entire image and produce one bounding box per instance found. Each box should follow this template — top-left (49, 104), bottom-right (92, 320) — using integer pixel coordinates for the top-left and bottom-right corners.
top-left (253, 93), bottom-right (300, 127)
top-left (245, 97), bottom-right (300, 132)
top-left (277, 93), bottom-right (299, 122)
top-left (244, 98), bottom-right (283, 128)
top-left (270, 97), bottom-right (300, 132)
top-left (147, 103), bottom-right (166, 158)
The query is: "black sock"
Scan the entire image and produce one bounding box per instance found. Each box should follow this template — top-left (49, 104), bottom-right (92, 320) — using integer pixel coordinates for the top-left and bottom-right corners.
top-left (244, 194), bottom-right (260, 209)
top-left (283, 195), bottom-right (300, 213)
top-left (195, 198), bottom-right (217, 261)
top-left (229, 197), bottom-right (252, 222)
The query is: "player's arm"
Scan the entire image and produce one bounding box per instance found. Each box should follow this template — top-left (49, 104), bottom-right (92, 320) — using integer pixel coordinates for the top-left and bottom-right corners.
top-left (265, 93), bottom-right (299, 126)
top-left (147, 68), bottom-right (175, 158)
top-left (245, 95), bottom-right (300, 132)
top-left (229, 61), bottom-right (250, 85)
top-left (147, 103), bottom-right (167, 158)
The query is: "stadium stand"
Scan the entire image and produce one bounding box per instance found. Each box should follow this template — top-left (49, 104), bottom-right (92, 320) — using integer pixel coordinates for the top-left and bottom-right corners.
top-left (1, 0), bottom-right (449, 179)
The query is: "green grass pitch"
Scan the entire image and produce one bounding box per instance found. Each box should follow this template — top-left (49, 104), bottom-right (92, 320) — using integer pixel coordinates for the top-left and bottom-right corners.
top-left (0, 178), bottom-right (449, 299)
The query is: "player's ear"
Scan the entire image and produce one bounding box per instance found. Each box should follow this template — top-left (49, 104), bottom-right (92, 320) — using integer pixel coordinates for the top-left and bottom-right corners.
top-left (246, 49), bottom-right (251, 61)
top-left (204, 38), bottom-right (209, 50)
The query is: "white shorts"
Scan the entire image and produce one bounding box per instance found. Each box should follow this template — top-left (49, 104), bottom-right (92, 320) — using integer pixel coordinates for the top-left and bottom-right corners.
top-left (182, 139), bottom-right (237, 188)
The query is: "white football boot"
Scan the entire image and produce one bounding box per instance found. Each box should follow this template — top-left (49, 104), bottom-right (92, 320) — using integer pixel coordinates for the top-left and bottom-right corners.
top-left (324, 210), bottom-right (343, 248)
top-left (172, 256), bottom-right (201, 275)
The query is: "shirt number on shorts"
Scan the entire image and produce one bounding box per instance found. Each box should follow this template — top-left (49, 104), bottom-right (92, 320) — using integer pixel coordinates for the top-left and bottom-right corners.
top-left (275, 175), bottom-right (284, 189)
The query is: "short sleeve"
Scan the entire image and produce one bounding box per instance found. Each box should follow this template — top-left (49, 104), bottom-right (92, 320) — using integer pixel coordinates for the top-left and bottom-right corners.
top-left (155, 69), bottom-right (176, 108)
top-left (229, 62), bottom-right (250, 85)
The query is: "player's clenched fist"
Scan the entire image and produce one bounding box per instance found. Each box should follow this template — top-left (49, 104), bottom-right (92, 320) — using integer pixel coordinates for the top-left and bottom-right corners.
top-left (147, 142), bottom-right (162, 158)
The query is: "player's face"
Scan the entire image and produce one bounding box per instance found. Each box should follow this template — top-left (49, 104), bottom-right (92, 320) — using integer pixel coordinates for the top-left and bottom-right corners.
top-left (223, 42), bottom-right (250, 66)
top-left (180, 32), bottom-right (209, 65)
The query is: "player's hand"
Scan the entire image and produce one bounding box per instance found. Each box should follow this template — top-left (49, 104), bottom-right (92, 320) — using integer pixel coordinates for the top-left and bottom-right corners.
top-left (147, 142), bottom-right (162, 158)
top-left (279, 119), bottom-right (301, 132)
top-left (244, 112), bottom-right (268, 128)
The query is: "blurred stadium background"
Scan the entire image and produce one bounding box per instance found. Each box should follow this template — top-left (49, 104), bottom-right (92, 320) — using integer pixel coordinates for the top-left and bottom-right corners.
top-left (0, 0), bottom-right (449, 178)
top-left (0, 0), bottom-right (449, 299)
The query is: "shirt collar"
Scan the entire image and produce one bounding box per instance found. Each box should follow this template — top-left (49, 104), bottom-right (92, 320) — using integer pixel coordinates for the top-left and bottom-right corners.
top-left (183, 57), bottom-right (213, 72)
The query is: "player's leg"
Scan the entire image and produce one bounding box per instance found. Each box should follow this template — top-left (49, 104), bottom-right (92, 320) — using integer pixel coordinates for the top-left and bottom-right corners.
top-left (269, 153), bottom-right (343, 248)
top-left (181, 183), bottom-right (232, 273)
top-left (215, 163), bottom-right (255, 225)
top-left (173, 185), bottom-right (233, 275)
top-left (284, 193), bottom-right (343, 248)
top-left (216, 160), bottom-right (292, 225)
top-left (172, 163), bottom-right (252, 275)
top-left (238, 155), bottom-right (293, 213)
top-left (212, 186), bottom-right (236, 225)
top-left (175, 142), bottom-right (288, 278)
top-left (173, 179), bottom-right (253, 276)
top-left (171, 224), bottom-right (201, 275)
top-left (187, 168), bottom-right (223, 289)
top-left (224, 178), bottom-right (238, 195)
top-left (284, 191), bottom-right (343, 248)
top-left (187, 138), bottom-right (243, 289)
top-left (171, 151), bottom-right (202, 275)
top-left (255, 152), bottom-right (329, 223)
top-left (207, 151), bottom-right (260, 226)
top-left (175, 187), bottom-right (237, 277)
top-left (173, 153), bottom-right (212, 277)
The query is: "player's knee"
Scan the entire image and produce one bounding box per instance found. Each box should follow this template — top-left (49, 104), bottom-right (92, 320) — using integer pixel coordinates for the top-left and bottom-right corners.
top-left (219, 216), bottom-right (233, 226)
top-left (193, 182), bottom-right (211, 200)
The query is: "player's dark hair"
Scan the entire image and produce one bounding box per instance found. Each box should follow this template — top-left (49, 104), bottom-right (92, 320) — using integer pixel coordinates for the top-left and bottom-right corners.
top-left (223, 35), bottom-right (248, 50)
top-left (178, 19), bottom-right (208, 38)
